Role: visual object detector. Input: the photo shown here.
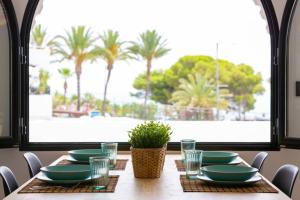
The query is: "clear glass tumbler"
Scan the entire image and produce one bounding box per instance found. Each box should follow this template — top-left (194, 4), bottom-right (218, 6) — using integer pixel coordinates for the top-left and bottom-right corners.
top-left (180, 139), bottom-right (196, 161)
top-left (185, 150), bottom-right (202, 179)
top-left (89, 157), bottom-right (109, 190)
top-left (101, 142), bottom-right (118, 168)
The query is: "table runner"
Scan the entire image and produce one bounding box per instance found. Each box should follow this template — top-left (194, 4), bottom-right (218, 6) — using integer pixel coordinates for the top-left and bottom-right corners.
top-left (180, 175), bottom-right (278, 193)
top-left (57, 159), bottom-right (128, 170)
top-left (18, 175), bottom-right (119, 193)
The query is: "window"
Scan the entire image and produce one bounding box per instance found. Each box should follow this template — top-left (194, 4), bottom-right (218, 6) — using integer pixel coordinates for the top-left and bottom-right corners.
top-left (20, 0), bottom-right (279, 150)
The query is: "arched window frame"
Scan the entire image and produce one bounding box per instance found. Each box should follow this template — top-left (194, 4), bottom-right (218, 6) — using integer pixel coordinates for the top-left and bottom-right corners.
top-left (18, 0), bottom-right (281, 151)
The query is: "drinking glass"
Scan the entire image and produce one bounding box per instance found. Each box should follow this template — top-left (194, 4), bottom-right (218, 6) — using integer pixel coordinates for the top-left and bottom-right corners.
top-left (180, 139), bottom-right (196, 161)
top-left (89, 157), bottom-right (109, 190)
top-left (101, 142), bottom-right (118, 168)
top-left (185, 150), bottom-right (203, 179)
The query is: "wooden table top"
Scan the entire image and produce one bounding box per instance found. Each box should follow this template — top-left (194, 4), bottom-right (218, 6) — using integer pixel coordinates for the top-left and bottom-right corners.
top-left (4, 154), bottom-right (291, 200)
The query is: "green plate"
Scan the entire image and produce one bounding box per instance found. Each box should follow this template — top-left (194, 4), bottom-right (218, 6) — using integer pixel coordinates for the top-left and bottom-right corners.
top-left (40, 165), bottom-right (90, 180)
top-left (202, 151), bottom-right (238, 164)
top-left (203, 157), bottom-right (242, 166)
top-left (37, 173), bottom-right (95, 184)
top-left (66, 156), bottom-right (89, 164)
top-left (202, 165), bottom-right (258, 181)
top-left (197, 174), bottom-right (261, 185)
top-left (66, 156), bottom-right (116, 170)
top-left (68, 149), bottom-right (110, 162)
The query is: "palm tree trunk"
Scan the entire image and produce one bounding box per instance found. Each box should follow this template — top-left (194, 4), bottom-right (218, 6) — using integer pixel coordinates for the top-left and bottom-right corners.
top-left (144, 61), bottom-right (151, 119)
top-left (102, 66), bottom-right (112, 116)
top-left (63, 80), bottom-right (67, 105)
top-left (75, 64), bottom-right (81, 111)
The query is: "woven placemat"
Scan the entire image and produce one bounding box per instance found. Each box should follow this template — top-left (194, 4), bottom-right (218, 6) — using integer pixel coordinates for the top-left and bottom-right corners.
top-left (57, 159), bottom-right (128, 170)
top-left (175, 160), bottom-right (185, 171)
top-left (180, 175), bottom-right (278, 193)
top-left (19, 175), bottom-right (119, 193)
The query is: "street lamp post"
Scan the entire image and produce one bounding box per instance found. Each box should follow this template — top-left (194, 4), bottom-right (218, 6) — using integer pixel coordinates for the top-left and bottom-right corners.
top-left (215, 43), bottom-right (220, 120)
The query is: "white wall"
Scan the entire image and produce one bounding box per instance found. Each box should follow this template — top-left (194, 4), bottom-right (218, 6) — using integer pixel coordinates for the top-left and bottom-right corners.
top-left (11, 0), bottom-right (27, 29)
top-left (0, 10), bottom-right (10, 137)
top-left (272, 0), bottom-right (287, 25)
top-left (287, 1), bottom-right (300, 138)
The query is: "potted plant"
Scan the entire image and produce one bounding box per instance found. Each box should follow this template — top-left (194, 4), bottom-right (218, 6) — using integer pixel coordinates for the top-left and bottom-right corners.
top-left (128, 121), bottom-right (172, 178)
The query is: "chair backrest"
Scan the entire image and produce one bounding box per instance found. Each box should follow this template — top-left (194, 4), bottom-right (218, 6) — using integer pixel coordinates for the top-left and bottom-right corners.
top-left (251, 152), bottom-right (268, 171)
top-left (23, 152), bottom-right (42, 178)
top-left (272, 164), bottom-right (299, 197)
top-left (0, 166), bottom-right (19, 196)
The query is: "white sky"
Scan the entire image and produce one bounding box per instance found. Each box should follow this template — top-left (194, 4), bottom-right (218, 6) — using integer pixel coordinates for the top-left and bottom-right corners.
top-left (30, 0), bottom-right (271, 114)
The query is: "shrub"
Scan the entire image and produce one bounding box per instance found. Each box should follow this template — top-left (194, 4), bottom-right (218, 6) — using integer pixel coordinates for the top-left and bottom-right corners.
top-left (128, 121), bottom-right (172, 148)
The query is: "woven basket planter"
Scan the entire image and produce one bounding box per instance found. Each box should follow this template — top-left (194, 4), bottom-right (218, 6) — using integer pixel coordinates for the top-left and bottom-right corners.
top-left (131, 147), bottom-right (166, 178)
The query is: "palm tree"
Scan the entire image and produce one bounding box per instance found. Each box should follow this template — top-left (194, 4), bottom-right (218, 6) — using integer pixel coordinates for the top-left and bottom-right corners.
top-left (30, 24), bottom-right (47, 69)
top-left (58, 68), bottom-right (73, 105)
top-left (48, 26), bottom-right (97, 111)
top-left (95, 30), bottom-right (129, 115)
top-left (31, 24), bottom-right (47, 49)
top-left (129, 30), bottom-right (170, 118)
top-left (171, 73), bottom-right (216, 109)
top-left (37, 69), bottom-right (50, 94)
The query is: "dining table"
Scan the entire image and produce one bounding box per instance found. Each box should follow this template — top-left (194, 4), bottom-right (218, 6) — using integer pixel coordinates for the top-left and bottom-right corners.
top-left (4, 154), bottom-right (292, 200)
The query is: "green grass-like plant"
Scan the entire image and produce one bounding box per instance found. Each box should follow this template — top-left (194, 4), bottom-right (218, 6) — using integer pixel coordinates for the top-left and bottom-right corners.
top-left (128, 121), bottom-right (172, 148)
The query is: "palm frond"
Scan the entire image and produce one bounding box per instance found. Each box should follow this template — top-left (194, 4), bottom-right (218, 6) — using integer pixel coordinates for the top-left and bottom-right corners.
top-left (128, 30), bottom-right (170, 61)
top-left (48, 26), bottom-right (97, 64)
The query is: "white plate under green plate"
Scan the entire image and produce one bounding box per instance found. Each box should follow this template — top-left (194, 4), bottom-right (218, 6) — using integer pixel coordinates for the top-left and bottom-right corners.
top-left (203, 157), bottom-right (242, 166)
top-left (37, 173), bottom-right (96, 184)
top-left (197, 174), bottom-right (261, 185)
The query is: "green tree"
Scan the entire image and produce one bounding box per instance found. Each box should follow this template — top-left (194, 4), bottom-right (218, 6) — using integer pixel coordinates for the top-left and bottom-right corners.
top-left (95, 30), bottom-right (129, 115)
top-left (37, 69), bottom-right (50, 94)
top-left (132, 70), bottom-right (172, 104)
top-left (31, 24), bottom-right (47, 48)
top-left (82, 93), bottom-right (97, 110)
top-left (57, 68), bottom-right (73, 105)
top-left (133, 55), bottom-right (265, 116)
top-left (48, 26), bottom-right (97, 111)
top-left (129, 30), bottom-right (170, 118)
top-left (171, 73), bottom-right (215, 108)
top-left (53, 91), bottom-right (70, 109)
top-left (121, 102), bottom-right (157, 119)
top-left (227, 64), bottom-right (265, 120)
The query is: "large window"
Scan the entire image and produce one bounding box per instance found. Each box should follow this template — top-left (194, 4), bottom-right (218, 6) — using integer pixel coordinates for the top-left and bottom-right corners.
top-left (23, 0), bottom-right (276, 147)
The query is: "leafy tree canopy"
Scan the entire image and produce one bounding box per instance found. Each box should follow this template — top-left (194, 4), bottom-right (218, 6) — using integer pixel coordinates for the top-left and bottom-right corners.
top-left (133, 55), bottom-right (265, 113)
top-left (132, 70), bottom-right (172, 104)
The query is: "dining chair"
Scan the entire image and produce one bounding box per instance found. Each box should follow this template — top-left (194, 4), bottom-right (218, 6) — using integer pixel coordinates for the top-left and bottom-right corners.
top-left (0, 166), bottom-right (19, 197)
top-left (251, 152), bottom-right (268, 171)
top-left (272, 164), bottom-right (299, 197)
top-left (23, 152), bottom-right (43, 178)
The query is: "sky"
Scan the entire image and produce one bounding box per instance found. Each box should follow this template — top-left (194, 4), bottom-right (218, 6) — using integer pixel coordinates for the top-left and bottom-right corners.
top-left (30, 0), bottom-right (271, 114)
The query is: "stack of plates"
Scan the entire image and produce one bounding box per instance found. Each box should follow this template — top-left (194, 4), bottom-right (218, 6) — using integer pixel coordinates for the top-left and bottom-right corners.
top-left (198, 165), bottom-right (261, 185)
top-left (202, 151), bottom-right (241, 165)
top-left (37, 165), bottom-right (94, 184)
top-left (67, 149), bottom-right (110, 163)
